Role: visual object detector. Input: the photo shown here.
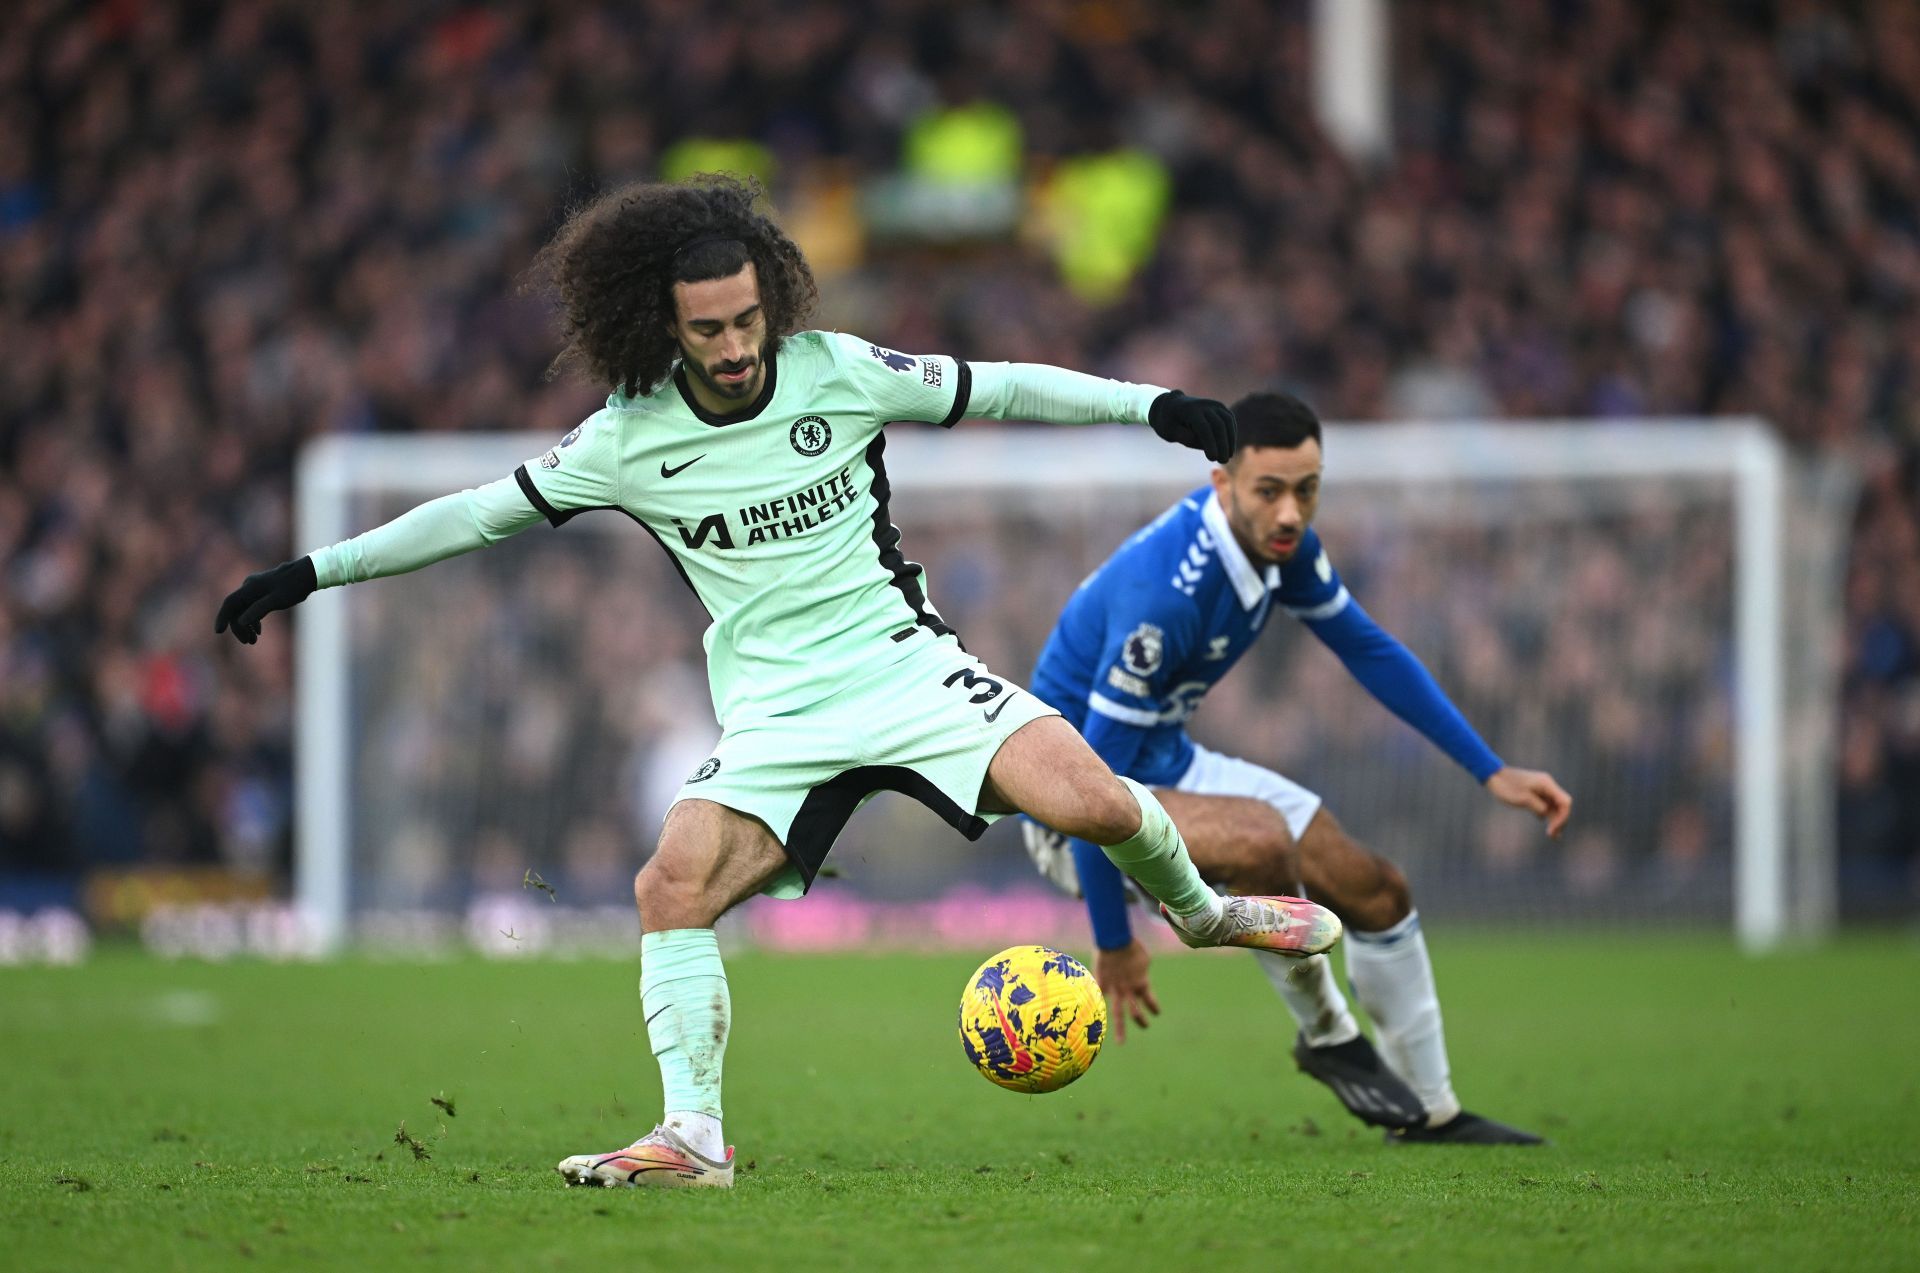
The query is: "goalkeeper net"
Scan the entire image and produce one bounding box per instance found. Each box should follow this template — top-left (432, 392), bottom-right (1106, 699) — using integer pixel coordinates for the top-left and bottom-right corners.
top-left (296, 420), bottom-right (1845, 954)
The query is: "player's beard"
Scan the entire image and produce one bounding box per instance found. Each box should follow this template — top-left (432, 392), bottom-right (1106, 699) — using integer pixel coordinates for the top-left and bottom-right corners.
top-left (688, 352), bottom-right (762, 402)
top-left (1225, 496), bottom-right (1299, 566)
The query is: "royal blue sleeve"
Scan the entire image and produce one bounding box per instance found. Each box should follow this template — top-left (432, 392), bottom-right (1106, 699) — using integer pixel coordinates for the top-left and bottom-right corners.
top-left (1303, 597), bottom-right (1505, 782)
top-left (1067, 578), bottom-right (1198, 951)
top-left (1070, 838), bottom-right (1137, 950)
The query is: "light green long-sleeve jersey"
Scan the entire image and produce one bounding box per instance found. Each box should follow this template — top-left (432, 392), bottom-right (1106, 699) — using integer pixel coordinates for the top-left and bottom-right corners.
top-left (310, 331), bottom-right (1165, 724)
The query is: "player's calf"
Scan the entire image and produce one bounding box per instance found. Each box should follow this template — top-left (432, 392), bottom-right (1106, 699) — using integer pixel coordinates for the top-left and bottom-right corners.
top-left (1296, 809), bottom-right (1412, 933)
top-left (1154, 790), bottom-right (1304, 897)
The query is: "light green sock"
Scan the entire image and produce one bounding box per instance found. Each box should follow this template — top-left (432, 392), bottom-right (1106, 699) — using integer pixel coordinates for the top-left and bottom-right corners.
top-left (640, 928), bottom-right (730, 1132)
top-left (1097, 777), bottom-right (1222, 922)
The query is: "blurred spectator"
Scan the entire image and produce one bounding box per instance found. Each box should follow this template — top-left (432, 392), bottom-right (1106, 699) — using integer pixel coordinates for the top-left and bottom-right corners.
top-left (2, 0), bottom-right (1916, 917)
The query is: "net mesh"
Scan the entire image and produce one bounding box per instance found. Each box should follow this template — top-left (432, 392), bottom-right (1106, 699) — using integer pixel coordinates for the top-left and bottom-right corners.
top-left (331, 443), bottom-right (1744, 935)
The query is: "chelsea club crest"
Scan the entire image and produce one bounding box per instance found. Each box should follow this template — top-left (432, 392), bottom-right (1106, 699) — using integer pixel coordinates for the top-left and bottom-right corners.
top-left (790, 415), bottom-right (832, 457)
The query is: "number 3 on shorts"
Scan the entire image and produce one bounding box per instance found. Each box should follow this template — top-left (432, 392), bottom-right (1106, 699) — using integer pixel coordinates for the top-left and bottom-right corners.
top-left (943, 667), bottom-right (1005, 705)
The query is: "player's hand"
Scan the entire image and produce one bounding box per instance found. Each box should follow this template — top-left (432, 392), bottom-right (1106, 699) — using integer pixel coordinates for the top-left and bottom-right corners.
top-left (1485, 766), bottom-right (1573, 838)
top-left (1093, 939), bottom-right (1161, 1043)
top-left (1148, 391), bottom-right (1237, 463)
top-left (215, 556), bottom-right (318, 645)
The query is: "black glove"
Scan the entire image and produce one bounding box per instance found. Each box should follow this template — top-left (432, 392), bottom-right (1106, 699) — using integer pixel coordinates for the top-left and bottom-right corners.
top-left (1148, 390), bottom-right (1236, 463)
top-left (215, 556), bottom-right (318, 645)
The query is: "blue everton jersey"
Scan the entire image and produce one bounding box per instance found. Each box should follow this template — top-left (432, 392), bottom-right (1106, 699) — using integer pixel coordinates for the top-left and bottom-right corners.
top-left (1029, 487), bottom-right (1351, 785)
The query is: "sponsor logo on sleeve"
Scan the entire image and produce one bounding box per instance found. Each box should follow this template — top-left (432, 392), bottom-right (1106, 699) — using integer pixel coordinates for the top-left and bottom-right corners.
top-left (1205, 635), bottom-right (1232, 661)
top-left (1121, 622), bottom-right (1164, 676)
top-left (922, 361), bottom-right (943, 388)
top-left (537, 424), bottom-right (583, 470)
top-left (1107, 666), bottom-right (1150, 697)
top-left (868, 344), bottom-right (917, 373)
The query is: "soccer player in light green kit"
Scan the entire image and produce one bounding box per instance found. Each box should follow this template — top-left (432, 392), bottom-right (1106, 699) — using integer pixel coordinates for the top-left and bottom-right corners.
top-left (216, 175), bottom-right (1340, 1188)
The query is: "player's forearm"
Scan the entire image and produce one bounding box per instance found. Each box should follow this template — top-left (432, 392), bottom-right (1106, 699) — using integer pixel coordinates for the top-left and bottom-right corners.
top-left (1309, 602), bottom-right (1504, 782)
top-left (309, 476), bottom-right (541, 587)
top-left (965, 361), bottom-right (1165, 427)
top-left (1069, 839), bottom-right (1137, 950)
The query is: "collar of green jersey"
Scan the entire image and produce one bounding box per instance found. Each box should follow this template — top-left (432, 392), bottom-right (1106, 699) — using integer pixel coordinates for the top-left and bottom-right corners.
top-left (653, 350), bottom-right (781, 426)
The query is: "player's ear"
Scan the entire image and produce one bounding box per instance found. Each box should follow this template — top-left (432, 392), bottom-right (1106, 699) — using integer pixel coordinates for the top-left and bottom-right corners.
top-left (1209, 460), bottom-right (1233, 501)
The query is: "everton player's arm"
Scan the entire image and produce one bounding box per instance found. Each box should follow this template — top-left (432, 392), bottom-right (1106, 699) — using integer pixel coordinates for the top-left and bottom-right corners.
top-left (1068, 585), bottom-right (1202, 951)
top-left (1279, 531), bottom-right (1503, 783)
top-left (310, 414), bottom-right (621, 588)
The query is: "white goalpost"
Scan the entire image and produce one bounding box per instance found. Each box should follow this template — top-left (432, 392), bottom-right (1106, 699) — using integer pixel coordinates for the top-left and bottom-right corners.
top-left (296, 419), bottom-right (1835, 955)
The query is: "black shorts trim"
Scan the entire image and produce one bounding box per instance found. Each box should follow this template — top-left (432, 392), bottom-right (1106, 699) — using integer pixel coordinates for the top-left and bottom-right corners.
top-left (784, 765), bottom-right (988, 892)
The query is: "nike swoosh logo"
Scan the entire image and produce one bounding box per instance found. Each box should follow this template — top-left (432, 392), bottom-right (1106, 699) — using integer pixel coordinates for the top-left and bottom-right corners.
top-left (660, 455), bottom-right (706, 478)
top-left (983, 691), bottom-right (1017, 724)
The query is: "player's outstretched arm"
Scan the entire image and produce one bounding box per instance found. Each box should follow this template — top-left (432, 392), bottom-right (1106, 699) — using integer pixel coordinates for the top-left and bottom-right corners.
top-left (830, 334), bottom-right (1233, 459)
top-left (214, 475), bottom-right (543, 645)
top-left (1485, 767), bottom-right (1573, 838)
top-left (217, 416), bottom-right (619, 646)
top-left (1301, 595), bottom-right (1573, 837)
top-left (966, 362), bottom-right (1235, 461)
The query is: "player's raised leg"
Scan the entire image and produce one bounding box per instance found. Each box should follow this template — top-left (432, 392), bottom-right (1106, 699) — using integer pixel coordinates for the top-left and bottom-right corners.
top-left (557, 799), bottom-right (787, 1189)
top-left (980, 717), bottom-right (1340, 955)
top-left (1151, 789), bottom-right (1424, 1130)
top-left (1295, 808), bottom-right (1543, 1145)
top-left (1145, 792), bottom-right (1361, 1035)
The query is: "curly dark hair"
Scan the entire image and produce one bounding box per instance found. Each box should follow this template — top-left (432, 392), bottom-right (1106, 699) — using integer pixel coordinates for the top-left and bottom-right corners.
top-left (529, 174), bottom-right (818, 397)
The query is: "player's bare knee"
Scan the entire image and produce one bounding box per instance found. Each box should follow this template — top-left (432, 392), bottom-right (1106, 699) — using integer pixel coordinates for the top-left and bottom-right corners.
top-left (1254, 826), bottom-right (1304, 895)
top-left (1352, 856), bottom-right (1413, 932)
top-left (1034, 768), bottom-right (1139, 845)
top-left (1077, 776), bottom-right (1145, 845)
top-left (1225, 813), bottom-right (1300, 895)
top-left (634, 854), bottom-right (715, 929)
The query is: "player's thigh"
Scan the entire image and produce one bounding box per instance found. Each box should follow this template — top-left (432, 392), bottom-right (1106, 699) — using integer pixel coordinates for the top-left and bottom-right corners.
top-left (978, 715), bottom-right (1138, 843)
top-left (1295, 807), bottom-right (1411, 931)
top-left (1153, 789), bottom-right (1301, 890)
top-left (637, 798), bottom-right (790, 932)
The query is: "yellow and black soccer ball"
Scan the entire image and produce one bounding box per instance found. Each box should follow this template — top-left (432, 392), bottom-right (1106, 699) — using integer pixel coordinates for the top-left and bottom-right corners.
top-left (958, 945), bottom-right (1108, 1093)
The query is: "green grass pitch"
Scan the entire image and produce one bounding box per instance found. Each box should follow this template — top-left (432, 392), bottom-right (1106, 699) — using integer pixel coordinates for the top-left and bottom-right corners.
top-left (4, 934), bottom-right (1916, 1271)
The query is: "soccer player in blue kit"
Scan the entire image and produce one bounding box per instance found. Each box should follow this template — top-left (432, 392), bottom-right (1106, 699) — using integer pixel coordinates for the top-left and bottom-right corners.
top-left (1024, 391), bottom-right (1573, 1144)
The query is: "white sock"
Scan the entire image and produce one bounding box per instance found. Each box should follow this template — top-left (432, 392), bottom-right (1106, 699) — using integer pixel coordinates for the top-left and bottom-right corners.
top-left (1344, 911), bottom-right (1461, 1126)
top-left (1257, 951), bottom-right (1361, 1047)
top-left (663, 1110), bottom-right (726, 1161)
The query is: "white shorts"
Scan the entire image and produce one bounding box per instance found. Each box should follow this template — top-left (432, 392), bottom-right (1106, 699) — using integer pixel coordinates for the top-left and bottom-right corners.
top-left (1022, 742), bottom-right (1323, 898)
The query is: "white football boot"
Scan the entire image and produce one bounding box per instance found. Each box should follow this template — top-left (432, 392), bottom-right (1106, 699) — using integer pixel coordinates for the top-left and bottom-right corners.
top-left (1160, 894), bottom-right (1343, 956)
top-left (556, 1124), bottom-right (735, 1189)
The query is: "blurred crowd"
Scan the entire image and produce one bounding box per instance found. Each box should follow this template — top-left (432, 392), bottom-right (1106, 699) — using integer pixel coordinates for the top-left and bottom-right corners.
top-left (344, 476), bottom-right (1735, 920)
top-left (3, 0), bottom-right (1917, 914)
